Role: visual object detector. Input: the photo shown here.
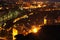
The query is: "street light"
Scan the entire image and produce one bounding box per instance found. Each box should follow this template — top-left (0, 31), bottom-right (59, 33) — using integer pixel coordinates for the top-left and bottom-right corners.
top-left (29, 25), bottom-right (41, 34)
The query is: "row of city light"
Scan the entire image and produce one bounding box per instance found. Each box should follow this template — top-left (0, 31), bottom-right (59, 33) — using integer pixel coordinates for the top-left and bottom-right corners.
top-left (12, 18), bottom-right (47, 40)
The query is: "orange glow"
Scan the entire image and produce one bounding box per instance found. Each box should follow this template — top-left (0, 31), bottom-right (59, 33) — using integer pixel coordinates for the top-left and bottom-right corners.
top-left (43, 5), bottom-right (46, 7)
top-left (12, 28), bottom-right (18, 40)
top-left (12, 25), bottom-right (41, 36)
top-left (29, 25), bottom-right (41, 33)
top-left (44, 17), bottom-right (47, 24)
top-left (0, 7), bottom-right (2, 10)
top-left (38, 5), bottom-right (41, 8)
top-left (32, 28), bottom-right (38, 33)
top-left (0, 27), bottom-right (2, 31)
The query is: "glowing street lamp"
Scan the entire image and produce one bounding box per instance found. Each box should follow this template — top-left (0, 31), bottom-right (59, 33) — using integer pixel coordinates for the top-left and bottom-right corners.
top-left (32, 28), bottom-right (38, 33)
top-left (29, 25), bottom-right (41, 34)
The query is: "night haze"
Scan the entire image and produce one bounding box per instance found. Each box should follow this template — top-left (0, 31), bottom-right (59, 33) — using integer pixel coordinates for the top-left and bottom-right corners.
top-left (0, 0), bottom-right (60, 40)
